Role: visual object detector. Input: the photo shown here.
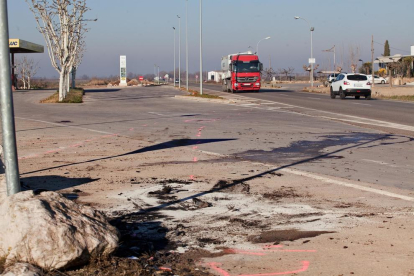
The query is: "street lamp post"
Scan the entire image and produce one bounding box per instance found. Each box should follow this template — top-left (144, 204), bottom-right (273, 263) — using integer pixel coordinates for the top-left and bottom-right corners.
top-left (0, 0), bottom-right (20, 195)
top-left (173, 27), bottom-right (176, 87)
top-left (154, 64), bottom-right (157, 82)
top-left (177, 15), bottom-right (181, 89)
top-left (158, 66), bottom-right (160, 85)
top-left (295, 16), bottom-right (314, 87)
top-left (256, 37), bottom-right (270, 56)
top-left (185, 0), bottom-right (189, 91)
top-left (199, 0), bottom-right (203, 95)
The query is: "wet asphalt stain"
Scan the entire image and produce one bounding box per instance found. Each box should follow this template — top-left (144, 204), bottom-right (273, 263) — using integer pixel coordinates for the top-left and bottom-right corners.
top-left (235, 132), bottom-right (394, 164)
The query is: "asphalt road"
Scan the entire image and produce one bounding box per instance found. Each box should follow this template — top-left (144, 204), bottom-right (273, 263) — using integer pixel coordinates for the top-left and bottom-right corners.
top-left (8, 86), bottom-right (413, 194)
top-left (187, 82), bottom-right (414, 127)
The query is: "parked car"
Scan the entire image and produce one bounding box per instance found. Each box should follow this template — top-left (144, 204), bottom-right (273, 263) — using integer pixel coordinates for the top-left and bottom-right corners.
top-left (327, 73), bottom-right (340, 83)
top-left (175, 78), bottom-right (180, 84)
top-left (368, 75), bottom-right (387, 84)
top-left (330, 73), bottom-right (371, 100)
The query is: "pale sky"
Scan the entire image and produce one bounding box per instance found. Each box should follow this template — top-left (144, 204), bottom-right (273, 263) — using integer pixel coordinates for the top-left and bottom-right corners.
top-left (8, 0), bottom-right (414, 78)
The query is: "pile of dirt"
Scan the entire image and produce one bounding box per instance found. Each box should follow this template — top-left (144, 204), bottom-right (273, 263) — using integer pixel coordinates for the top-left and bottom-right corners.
top-left (262, 187), bottom-right (301, 201)
top-left (212, 180), bottom-right (250, 194)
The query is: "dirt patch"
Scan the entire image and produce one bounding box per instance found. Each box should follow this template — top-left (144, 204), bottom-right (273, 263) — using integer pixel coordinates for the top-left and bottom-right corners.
top-left (262, 187), bottom-right (301, 200)
top-left (212, 180), bottom-right (250, 193)
top-left (248, 229), bottom-right (334, 244)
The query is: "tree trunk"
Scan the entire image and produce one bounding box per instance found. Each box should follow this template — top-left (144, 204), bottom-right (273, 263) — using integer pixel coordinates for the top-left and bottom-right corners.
top-left (28, 77), bottom-right (31, 90)
top-left (59, 70), bottom-right (66, 101)
top-left (72, 67), bottom-right (77, 88)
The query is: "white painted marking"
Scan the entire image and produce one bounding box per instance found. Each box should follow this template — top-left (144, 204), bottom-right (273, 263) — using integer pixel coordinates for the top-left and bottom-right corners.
top-left (15, 117), bottom-right (114, 135)
top-left (362, 159), bottom-right (398, 168)
top-left (307, 97), bottom-right (320, 100)
top-left (283, 168), bottom-right (414, 202)
top-left (352, 102), bottom-right (371, 106)
top-left (197, 150), bottom-right (414, 202)
top-left (148, 112), bottom-right (166, 116)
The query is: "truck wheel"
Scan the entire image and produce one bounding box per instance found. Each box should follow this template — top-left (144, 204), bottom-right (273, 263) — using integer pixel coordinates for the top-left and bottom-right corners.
top-left (339, 88), bottom-right (346, 100)
top-left (330, 87), bottom-right (336, 99)
top-left (355, 96), bottom-right (360, 99)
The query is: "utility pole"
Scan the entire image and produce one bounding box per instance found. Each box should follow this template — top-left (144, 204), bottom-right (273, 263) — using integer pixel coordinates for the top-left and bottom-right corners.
top-left (186, 0), bottom-right (189, 91)
top-left (0, 0), bottom-right (21, 195)
top-left (173, 27), bottom-right (176, 87)
top-left (199, 0), bottom-right (203, 95)
top-left (177, 15), bottom-right (181, 89)
top-left (371, 35), bottom-right (375, 88)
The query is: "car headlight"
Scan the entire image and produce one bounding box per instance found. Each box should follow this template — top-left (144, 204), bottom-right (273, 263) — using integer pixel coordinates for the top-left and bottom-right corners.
top-left (234, 83), bottom-right (238, 87)
top-left (255, 83), bottom-right (260, 86)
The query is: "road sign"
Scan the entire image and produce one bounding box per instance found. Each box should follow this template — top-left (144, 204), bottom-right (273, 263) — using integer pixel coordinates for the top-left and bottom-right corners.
top-left (196, 75), bottom-right (199, 79)
top-left (309, 58), bottom-right (316, 64)
top-left (139, 76), bottom-right (144, 81)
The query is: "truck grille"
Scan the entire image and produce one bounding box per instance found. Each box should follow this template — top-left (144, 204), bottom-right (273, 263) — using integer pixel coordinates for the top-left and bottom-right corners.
top-left (237, 77), bottom-right (257, 83)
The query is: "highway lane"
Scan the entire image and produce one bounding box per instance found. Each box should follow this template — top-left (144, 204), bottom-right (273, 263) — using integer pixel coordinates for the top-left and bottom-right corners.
top-left (188, 82), bottom-right (414, 128)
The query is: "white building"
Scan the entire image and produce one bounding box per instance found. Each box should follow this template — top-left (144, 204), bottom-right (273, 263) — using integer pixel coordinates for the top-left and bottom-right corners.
top-left (208, 71), bottom-right (222, 82)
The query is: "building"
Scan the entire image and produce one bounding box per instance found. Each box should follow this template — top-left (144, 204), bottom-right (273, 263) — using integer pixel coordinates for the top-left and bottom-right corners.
top-left (207, 71), bottom-right (222, 82)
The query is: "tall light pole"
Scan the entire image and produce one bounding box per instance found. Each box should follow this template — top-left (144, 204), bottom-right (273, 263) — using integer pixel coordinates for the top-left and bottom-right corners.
top-left (154, 64), bottom-right (157, 82)
top-left (0, 0), bottom-right (20, 195)
top-left (295, 16), bottom-right (314, 87)
top-left (173, 27), bottom-right (176, 87)
top-left (199, 0), bottom-right (203, 95)
top-left (177, 15), bottom-right (181, 89)
top-left (185, 0), bottom-right (189, 91)
top-left (256, 36), bottom-right (270, 56)
top-left (158, 66), bottom-right (160, 85)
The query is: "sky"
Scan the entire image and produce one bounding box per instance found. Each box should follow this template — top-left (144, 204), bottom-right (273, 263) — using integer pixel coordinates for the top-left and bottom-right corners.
top-left (8, 0), bottom-right (414, 78)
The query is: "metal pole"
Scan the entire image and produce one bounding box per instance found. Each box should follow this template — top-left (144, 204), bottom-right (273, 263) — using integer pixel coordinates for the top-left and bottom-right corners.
top-left (154, 64), bottom-right (156, 81)
top-left (0, 0), bottom-right (20, 196)
top-left (173, 27), bottom-right (176, 87)
top-left (186, 0), bottom-right (189, 91)
top-left (158, 66), bottom-right (160, 85)
top-left (371, 35), bottom-right (375, 88)
top-left (199, 0), bottom-right (203, 95)
top-left (310, 28), bottom-right (314, 87)
top-left (177, 15), bottom-right (181, 89)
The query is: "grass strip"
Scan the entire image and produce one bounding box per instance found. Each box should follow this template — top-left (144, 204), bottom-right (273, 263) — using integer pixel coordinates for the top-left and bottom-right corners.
top-left (40, 88), bottom-right (84, 103)
top-left (178, 87), bottom-right (223, 99)
top-left (377, 95), bottom-right (414, 102)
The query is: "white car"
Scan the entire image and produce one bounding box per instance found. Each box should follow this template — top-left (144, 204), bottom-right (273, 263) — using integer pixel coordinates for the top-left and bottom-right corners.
top-left (330, 73), bottom-right (372, 100)
top-left (368, 75), bottom-right (387, 84)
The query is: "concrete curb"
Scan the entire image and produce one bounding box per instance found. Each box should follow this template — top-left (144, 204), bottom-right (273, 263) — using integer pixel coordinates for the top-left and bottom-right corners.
top-left (174, 95), bottom-right (236, 104)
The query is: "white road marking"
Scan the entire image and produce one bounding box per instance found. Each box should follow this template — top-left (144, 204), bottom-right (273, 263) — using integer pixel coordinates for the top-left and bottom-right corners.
top-left (197, 149), bottom-right (414, 202)
top-left (148, 112), bottom-right (166, 116)
top-left (15, 117), bottom-right (114, 135)
top-left (362, 159), bottom-right (398, 168)
top-left (352, 102), bottom-right (371, 106)
top-left (307, 97), bottom-right (320, 100)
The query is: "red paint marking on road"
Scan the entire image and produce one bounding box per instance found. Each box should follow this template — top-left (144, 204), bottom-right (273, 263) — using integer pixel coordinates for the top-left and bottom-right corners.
top-left (193, 157), bottom-right (198, 162)
top-left (69, 144), bottom-right (82, 148)
top-left (238, 261), bottom-right (310, 276)
top-left (193, 146), bottom-right (198, 149)
top-left (19, 154), bottom-right (38, 160)
top-left (207, 263), bottom-right (231, 276)
top-left (190, 175), bottom-right (195, 180)
top-left (207, 261), bottom-right (310, 276)
top-left (129, 128), bottom-right (134, 131)
top-left (225, 249), bottom-right (265, 256)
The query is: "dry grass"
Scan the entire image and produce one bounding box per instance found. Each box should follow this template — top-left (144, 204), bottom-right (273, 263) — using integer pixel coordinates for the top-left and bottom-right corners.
top-left (377, 95), bottom-right (414, 102)
top-left (40, 88), bottom-right (84, 103)
top-left (178, 87), bottom-right (223, 99)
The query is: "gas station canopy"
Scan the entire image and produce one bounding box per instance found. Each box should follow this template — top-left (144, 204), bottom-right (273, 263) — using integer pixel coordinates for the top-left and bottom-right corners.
top-left (9, 39), bottom-right (44, 54)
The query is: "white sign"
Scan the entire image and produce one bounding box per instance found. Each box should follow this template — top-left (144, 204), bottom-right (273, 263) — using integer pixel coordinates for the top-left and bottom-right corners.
top-left (411, 45), bottom-right (414, 56)
top-left (120, 55), bottom-right (127, 86)
top-left (196, 75), bottom-right (199, 79)
top-left (309, 58), bottom-right (316, 64)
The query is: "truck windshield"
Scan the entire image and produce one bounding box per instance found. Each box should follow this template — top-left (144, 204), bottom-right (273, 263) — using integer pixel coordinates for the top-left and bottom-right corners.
top-left (234, 61), bottom-right (260, 72)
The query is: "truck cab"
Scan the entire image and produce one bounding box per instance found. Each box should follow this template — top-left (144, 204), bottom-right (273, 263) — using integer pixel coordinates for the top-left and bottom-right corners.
top-left (222, 52), bottom-right (263, 93)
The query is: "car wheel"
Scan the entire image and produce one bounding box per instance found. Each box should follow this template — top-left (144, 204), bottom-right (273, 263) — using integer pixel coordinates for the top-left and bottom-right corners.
top-left (355, 96), bottom-right (360, 99)
top-left (330, 87), bottom-right (336, 99)
top-left (339, 88), bottom-right (346, 99)
top-left (365, 94), bottom-right (371, 100)
top-left (381, 80), bottom-right (385, 84)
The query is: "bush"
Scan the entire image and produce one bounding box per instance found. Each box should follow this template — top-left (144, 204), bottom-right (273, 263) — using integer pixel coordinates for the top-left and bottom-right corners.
top-left (40, 88), bottom-right (84, 103)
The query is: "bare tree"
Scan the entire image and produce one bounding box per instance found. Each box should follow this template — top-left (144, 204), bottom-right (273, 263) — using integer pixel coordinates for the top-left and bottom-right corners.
top-left (26, 0), bottom-right (90, 101)
top-left (16, 56), bottom-right (40, 89)
top-left (349, 45), bottom-right (360, 73)
top-left (280, 67), bottom-right (295, 81)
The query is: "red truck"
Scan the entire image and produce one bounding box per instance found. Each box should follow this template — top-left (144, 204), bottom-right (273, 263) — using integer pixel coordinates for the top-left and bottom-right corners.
top-left (221, 51), bottom-right (263, 93)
